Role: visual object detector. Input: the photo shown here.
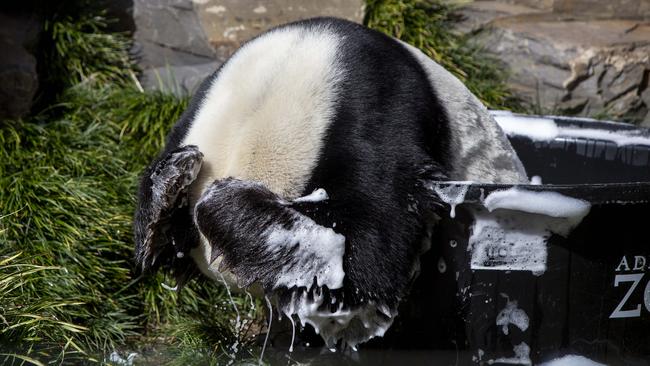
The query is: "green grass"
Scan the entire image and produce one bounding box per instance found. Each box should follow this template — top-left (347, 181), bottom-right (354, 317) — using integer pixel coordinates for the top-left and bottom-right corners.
top-left (0, 10), bottom-right (261, 366)
top-left (1, 1), bottom-right (522, 364)
top-left (0, 82), bottom-right (262, 364)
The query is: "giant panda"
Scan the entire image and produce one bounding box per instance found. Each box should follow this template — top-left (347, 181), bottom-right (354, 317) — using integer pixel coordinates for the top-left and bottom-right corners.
top-left (134, 17), bottom-right (527, 349)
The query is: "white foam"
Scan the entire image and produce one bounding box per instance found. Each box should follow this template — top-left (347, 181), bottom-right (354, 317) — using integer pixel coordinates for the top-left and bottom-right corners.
top-left (265, 216), bottom-right (345, 290)
top-left (560, 127), bottom-right (650, 146)
top-left (488, 342), bottom-right (531, 365)
top-left (259, 296), bottom-right (273, 363)
top-left (483, 188), bottom-right (591, 223)
top-left (530, 176), bottom-right (542, 185)
top-left (496, 296), bottom-right (529, 335)
top-left (280, 291), bottom-right (396, 349)
top-left (107, 351), bottom-right (138, 366)
top-left (218, 271), bottom-right (242, 334)
top-left (293, 188), bottom-right (329, 203)
top-left (494, 114), bottom-right (650, 147)
top-left (469, 188), bottom-right (590, 274)
top-left (428, 182), bottom-right (472, 218)
top-left (539, 355), bottom-right (606, 366)
top-left (469, 210), bottom-right (550, 273)
top-left (496, 115), bottom-right (560, 141)
top-left (288, 315), bottom-right (296, 353)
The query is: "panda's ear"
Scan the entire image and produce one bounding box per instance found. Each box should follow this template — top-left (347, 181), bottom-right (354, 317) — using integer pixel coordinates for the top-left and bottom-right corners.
top-left (134, 145), bottom-right (203, 272)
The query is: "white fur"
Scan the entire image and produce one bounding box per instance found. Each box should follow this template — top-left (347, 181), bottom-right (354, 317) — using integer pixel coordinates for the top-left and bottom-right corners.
top-left (182, 25), bottom-right (343, 203)
top-left (183, 24), bottom-right (343, 285)
top-left (398, 40), bottom-right (528, 184)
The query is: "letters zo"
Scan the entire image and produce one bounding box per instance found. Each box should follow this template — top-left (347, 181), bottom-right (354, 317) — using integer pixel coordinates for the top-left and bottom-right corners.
top-left (610, 255), bottom-right (650, 319)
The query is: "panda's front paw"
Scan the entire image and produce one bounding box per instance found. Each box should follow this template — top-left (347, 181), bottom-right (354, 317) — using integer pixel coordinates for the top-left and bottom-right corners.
top-left (194, 178), bottom-right (345, 291)
top-left (134, 145), bottom-right (203, 271)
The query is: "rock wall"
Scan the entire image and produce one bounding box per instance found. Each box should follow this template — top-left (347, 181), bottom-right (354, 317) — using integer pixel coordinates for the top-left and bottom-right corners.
top-left (553, 0), bottom-right (650, 20)
top-left (457, 1), bottom-right (650, 125)
top-left (132, 0), bottom-right (365, 95)
top-left (132, 0), bottom-right (221, 95)
top-left (195, 0), bottom-right (365, 57)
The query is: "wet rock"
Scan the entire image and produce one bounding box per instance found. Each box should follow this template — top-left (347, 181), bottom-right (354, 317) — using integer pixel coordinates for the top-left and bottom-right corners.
top-left (0, 13), bottom-right (40, 120)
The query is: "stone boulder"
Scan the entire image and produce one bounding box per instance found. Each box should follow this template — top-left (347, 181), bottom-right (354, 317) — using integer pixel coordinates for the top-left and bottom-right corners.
top-left (0, 13), bottom-right (40, 120)
top-left (455, 1), bottom-right (650, 124)
top-left (194, 0), bottom-right (365, 57)
top-left (132, 0), bottom-right (365, 95)
top-left (132, 0), bottom-right (222, 95)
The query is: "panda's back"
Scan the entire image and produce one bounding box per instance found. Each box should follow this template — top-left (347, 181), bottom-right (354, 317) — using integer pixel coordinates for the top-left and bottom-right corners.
top-left (176, 17), bottom-right (525, 206)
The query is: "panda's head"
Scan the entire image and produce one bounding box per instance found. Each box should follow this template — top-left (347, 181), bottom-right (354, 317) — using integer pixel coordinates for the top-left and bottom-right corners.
top-left (133, 145), bottom-right (203, 286)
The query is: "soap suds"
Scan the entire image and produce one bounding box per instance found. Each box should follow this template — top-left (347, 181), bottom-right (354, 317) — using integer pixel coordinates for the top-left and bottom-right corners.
top-left (259, 296), bottom-right (273, 363)
top-left (496, 296), bottom-right (529, 335)
top-left (469, 188), bottom-right (590, 273)
top-left (539, 355), bottom-right (606, 366)
top-left (288, 315), bottom-right (296, 353)
top-left (495, 115), bottom-right (560, 141)
top-left (293, 188), bottom-right (329, 203)
top-left (428, 182), bottom-right (472, 218)
top-left (494, 114), bottom-right (650, 147)
top-left (218, 271), bottom-right (242, 334)
top-left (483, 188), bottom-right (591, 227)
top-left (107, 351), bottom-right (138, 366)
top-left (488, 342), bottom-right (531, 365)
top-left (279, 289), bottom-right (396, 349)
top-left (265, 216), bottom-right (345, 290)
top-left (530, 176), bottom-right (542, 185)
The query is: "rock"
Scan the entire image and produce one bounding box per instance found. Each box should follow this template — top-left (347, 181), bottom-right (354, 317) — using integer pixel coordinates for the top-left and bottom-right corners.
top-left (0, 13), bottom-right (40, 120)
top-left (194, 0), bottom-right (365, 58)
top-left (452, 1), bottom-right (545, 34)
top-left (132, 0), bottom-right (221, 94)
top-left (558, 97), bottom-right (589, 115)
top-left (455, 1), bottom-right (650, 124)
top-left (132, 0), bottom-right (365, 95)
top-left (642, 112), bottom-right (650, 128)
top-left (553, 0), bottom-right (650, 20)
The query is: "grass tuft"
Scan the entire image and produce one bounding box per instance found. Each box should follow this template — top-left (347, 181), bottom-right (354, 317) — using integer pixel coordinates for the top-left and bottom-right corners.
top-left (0, 7), bottom-right (259, 364)
top-left (364, 0), bottom-right (521, 110)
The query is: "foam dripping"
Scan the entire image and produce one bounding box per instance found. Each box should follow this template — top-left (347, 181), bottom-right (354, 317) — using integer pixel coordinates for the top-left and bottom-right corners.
top-left (259, 296), bottom-right (273, 363)
top-left (278, 288), bottom-right (396, 349)
top-left (218, 271), bottom-right (241, 333)
top-left (496, 295), bottom-right (529, 335)
top-left (288, 315), bottom-right (296, 353)
top-left (428, 181), bottom-right (471, 218)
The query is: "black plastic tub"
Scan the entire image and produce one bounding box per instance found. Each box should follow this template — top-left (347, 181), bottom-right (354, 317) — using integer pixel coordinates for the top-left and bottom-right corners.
top-left (265, 114), bottom-right (650, 365)
top-left (420, 113), bottom-right (650, 365)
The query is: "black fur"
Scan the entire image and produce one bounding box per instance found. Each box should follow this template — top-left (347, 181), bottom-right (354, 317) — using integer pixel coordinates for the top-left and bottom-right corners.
top-left (134, 18), bottom-right (451, 311)
top-left (195, 178), bottom-right (347, 292)
top-left (134, 145), bottom-right (202, 284)
top-left (295, 19), bottom-right (451, 308)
